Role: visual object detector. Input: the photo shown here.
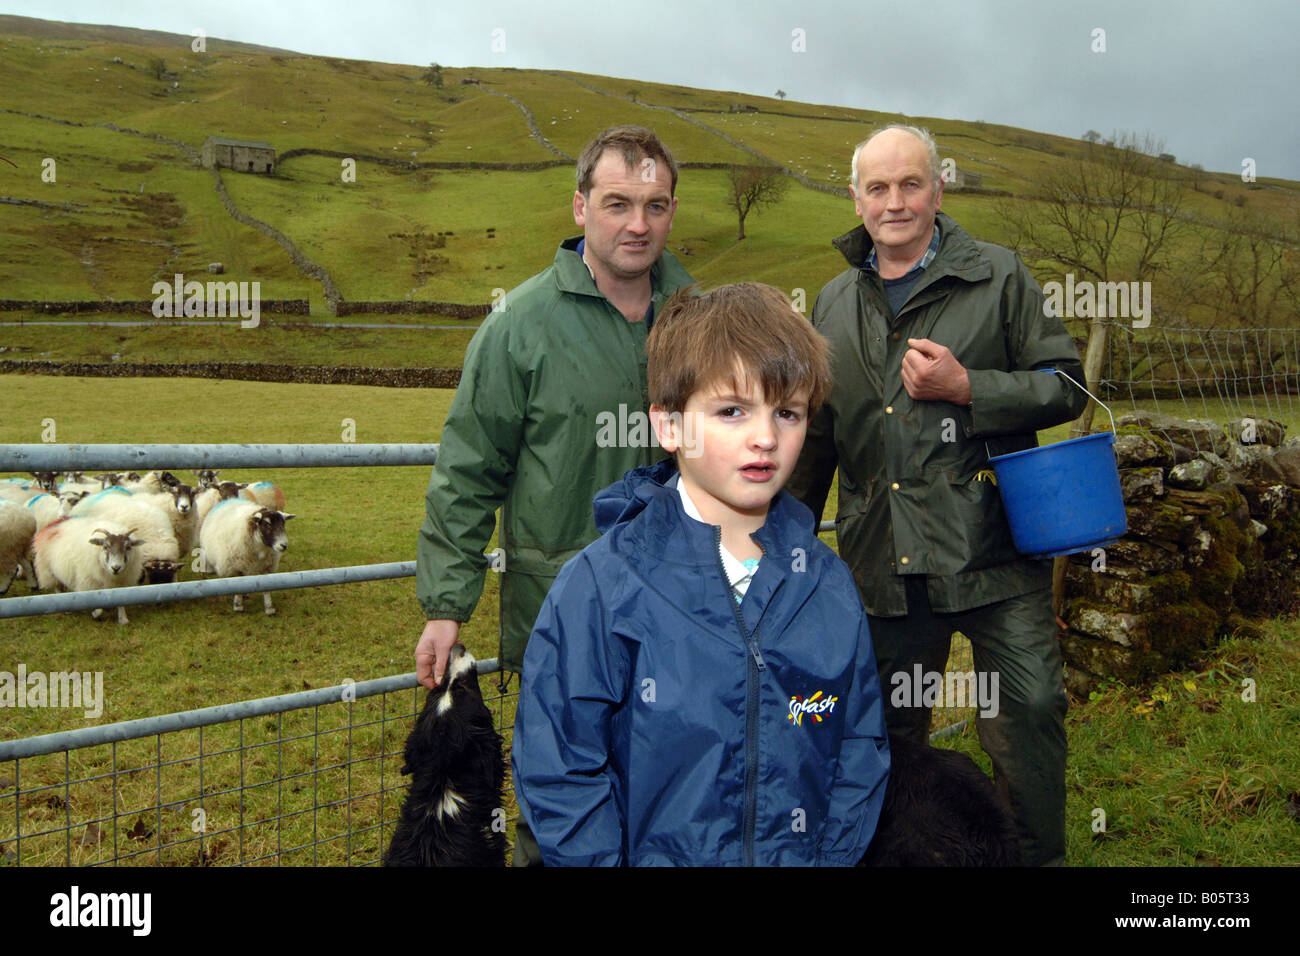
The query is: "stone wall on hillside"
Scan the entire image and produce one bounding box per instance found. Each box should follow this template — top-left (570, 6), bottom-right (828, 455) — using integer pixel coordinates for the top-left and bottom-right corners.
top-left (0, 360), bottom-right (460, 388)
top-left (332, 301), bottom-right (489, 318)
top-left (1058, 410), bottom-right (1300, 694)
top-left (0, 299), bottom-right (309, 314)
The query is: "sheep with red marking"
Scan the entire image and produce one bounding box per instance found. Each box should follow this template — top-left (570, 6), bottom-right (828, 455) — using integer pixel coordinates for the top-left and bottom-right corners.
top-left (199, 499), bottom-right (295, 615)
top-left (26, 489), bottom-right (91, 532)
top-left (31, 516), bottom-right (144, 624)
top-left (70, 489), bottom-right (181, 584)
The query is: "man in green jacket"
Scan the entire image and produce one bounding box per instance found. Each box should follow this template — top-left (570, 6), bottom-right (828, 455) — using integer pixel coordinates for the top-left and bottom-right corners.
top-left (415, 126), bottom-right (695, 690)
top-left (786, 125), bottom-right (1087, 866)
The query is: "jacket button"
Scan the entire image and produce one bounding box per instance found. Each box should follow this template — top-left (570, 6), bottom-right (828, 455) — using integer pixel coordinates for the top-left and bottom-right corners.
top-left (892, 332), bottom-right (901, 341)
top-left (900, 556), bottom-right (910, 565)
top-left (891, 482), bottom-right (900, 491)
top-left (885, 405), bottom-right (893, 414)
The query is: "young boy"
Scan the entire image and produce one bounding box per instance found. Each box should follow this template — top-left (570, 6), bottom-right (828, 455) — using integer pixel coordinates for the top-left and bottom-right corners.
top-left (511, 282), bottom-right (889, 866)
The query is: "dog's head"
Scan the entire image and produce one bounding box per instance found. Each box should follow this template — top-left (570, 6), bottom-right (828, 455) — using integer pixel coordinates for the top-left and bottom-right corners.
top-left (402, 644), bottom-right (494, 775)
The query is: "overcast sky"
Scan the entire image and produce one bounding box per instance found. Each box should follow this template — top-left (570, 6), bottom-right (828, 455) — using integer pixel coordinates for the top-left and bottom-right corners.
top-left (11, 0), bottom-right (1299, 180)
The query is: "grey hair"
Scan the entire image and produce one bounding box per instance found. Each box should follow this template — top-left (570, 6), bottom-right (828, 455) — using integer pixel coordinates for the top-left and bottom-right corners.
top-left (849, 124), bottom-right (942, 191)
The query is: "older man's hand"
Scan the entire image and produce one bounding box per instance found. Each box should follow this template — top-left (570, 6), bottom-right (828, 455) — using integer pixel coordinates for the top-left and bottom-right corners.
top-left (901, 338), bottom-right (972, 405)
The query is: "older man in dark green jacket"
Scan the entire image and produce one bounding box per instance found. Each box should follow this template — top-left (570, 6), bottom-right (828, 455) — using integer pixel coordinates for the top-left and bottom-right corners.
top-left (787, 125), bottom-right (1087, 866)
top-left (416, 126), bottom-right (695, 688)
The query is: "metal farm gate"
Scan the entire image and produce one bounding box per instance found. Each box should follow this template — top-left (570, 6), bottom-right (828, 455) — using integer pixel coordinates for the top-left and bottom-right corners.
top-left (0, 443), bottom-right (969, 866)
top-left (0, 443), bottom-right (523, 866)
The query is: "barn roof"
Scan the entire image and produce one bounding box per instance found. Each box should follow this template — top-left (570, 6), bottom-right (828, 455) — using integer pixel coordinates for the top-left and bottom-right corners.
top-left (204, 136), bottom-right (275, 150)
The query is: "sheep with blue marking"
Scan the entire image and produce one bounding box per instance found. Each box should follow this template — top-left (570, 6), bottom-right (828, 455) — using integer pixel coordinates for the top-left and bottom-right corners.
top-left (25, 489), bottom-right (91, 532)
top-left (199, 499), bottom-right (295, 615)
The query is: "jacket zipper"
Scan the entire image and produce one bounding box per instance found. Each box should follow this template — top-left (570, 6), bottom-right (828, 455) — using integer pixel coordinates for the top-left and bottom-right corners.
top-left (715, 526), bottom-right (764, 867)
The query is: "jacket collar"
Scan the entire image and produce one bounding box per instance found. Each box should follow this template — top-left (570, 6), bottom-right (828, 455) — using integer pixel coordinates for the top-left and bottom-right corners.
top-left (594, 459), bottom-right (816, 571)
top-left (552, 236), bottom-right (695, 302)
top-left (831, 212), bottom-right (991, 285)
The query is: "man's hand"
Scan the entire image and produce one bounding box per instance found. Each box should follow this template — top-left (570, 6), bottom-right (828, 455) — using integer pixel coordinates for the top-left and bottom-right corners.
top-left (416, 619), bottom-right (462, 689)
top-left (901, 338), bottom-right (972, 405)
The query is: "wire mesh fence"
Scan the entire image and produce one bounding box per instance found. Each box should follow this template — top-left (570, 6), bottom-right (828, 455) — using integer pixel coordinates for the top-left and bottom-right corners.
top-left (0, 665), bottom-right (520, 867)
top-left (1, 655), bottom-right (976, 867)
top-left (1096, 320), bottom-right (1300, 434)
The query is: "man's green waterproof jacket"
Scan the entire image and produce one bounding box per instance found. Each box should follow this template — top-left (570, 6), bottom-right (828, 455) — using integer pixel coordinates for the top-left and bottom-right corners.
top-left (417, 238), bottom-right (696, 670)
top-left (786, 213), bottom-right (1087, 617)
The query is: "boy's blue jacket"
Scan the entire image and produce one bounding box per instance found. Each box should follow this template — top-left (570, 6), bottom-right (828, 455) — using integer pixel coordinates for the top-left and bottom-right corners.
top-left (512, 459), bottom-right (890, 866)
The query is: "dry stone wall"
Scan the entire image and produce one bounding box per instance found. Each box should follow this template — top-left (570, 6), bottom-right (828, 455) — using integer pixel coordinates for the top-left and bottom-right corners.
top-left (1059, 410), bottom-right (1300, 694)
top-left (0, 360), bottom-right (460, 388)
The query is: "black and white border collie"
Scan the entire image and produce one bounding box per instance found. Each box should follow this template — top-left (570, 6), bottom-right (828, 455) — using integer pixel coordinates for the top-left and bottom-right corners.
top-left (384, 644), bottom-right (507, 867)
top-left (860, 733), bottom-right (1023, 867)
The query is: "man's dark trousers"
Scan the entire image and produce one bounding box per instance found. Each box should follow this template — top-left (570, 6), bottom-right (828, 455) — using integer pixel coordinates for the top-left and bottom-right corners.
top-left (868, 576), bottom-right (1067, 866)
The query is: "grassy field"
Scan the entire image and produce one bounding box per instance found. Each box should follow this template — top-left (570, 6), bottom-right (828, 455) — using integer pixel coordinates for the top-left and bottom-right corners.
top-left (2, 374), bottom-right (1298, 866)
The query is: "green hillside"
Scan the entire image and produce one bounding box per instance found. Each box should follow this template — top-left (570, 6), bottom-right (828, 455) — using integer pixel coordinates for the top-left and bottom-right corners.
top-left (1, 15), bottom-right (1297, 369)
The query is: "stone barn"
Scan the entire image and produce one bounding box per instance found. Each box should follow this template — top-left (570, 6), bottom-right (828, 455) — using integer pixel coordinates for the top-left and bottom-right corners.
top-left (202, 137), bottom-right (275, 174)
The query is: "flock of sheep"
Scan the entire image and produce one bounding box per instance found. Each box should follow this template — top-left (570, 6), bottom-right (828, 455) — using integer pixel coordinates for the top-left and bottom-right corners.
top-left (0, 469), bottom-right (294, 623)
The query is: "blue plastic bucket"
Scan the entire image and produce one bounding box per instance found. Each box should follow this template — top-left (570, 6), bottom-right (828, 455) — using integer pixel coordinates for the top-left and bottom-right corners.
top-left (987, 371), bottom-right (1127, 558)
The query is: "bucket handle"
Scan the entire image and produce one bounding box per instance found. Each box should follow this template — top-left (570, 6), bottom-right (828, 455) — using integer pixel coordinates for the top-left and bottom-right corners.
top-left (1048, 367), bottom-right (1116, 436)
top-left (984, 368), bottom-right (1116, 460)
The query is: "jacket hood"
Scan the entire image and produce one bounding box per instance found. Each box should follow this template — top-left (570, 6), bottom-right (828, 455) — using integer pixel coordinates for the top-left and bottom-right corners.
top-left (593, 457), bottom-right (680, 535)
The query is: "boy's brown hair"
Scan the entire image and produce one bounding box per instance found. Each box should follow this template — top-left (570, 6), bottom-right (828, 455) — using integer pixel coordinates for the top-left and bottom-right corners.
top-left (647, 283), bottom-right (832, 414)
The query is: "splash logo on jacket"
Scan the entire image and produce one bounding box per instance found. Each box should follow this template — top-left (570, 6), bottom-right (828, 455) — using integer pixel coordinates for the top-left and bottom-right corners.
top-left (788, 691), bottom-right (838, 725)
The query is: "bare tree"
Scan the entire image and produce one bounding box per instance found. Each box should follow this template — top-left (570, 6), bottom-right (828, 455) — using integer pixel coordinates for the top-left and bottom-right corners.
top-left (727, 165), bottom-right (789, 240)
top-left (1000, 132), bottom-right (1189, 291)
top-left (1199, 208), bottom-right (1295, 329)
top-left (1081, 130), bottom-right (1101, 144)
top-left (999, 132), bottom-right (1191, 439)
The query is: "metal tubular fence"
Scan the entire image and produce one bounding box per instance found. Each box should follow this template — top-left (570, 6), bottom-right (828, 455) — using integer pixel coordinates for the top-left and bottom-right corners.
top-left (1, 444), bottom-right (437, 618)
top-left (5, 443), bottom-right (438, 471)
top-left (2, 443), bottom-right (460, 866)
top-left (0, 443), bottom-right (952, 866)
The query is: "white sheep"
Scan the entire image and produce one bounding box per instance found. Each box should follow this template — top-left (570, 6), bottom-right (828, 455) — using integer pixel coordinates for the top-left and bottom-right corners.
top-left (0, 482), bottom-right (42, 506)
top-left (134, 484), bottom-right (199, 557)
top-left (125, 471), bottom-right (181, 495)
top-left (71, 491), bottom-right (180, 584)
top-left (199, 499), bottom-right (295, 615)
top-left (0, 500), bottom-right (38, 596)
top-left (194, 480), bottom-right (247, 534)
top-left (25, 490), bottom-right (90, 532)
top-left (31, 516), bottom-right (144, 624)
